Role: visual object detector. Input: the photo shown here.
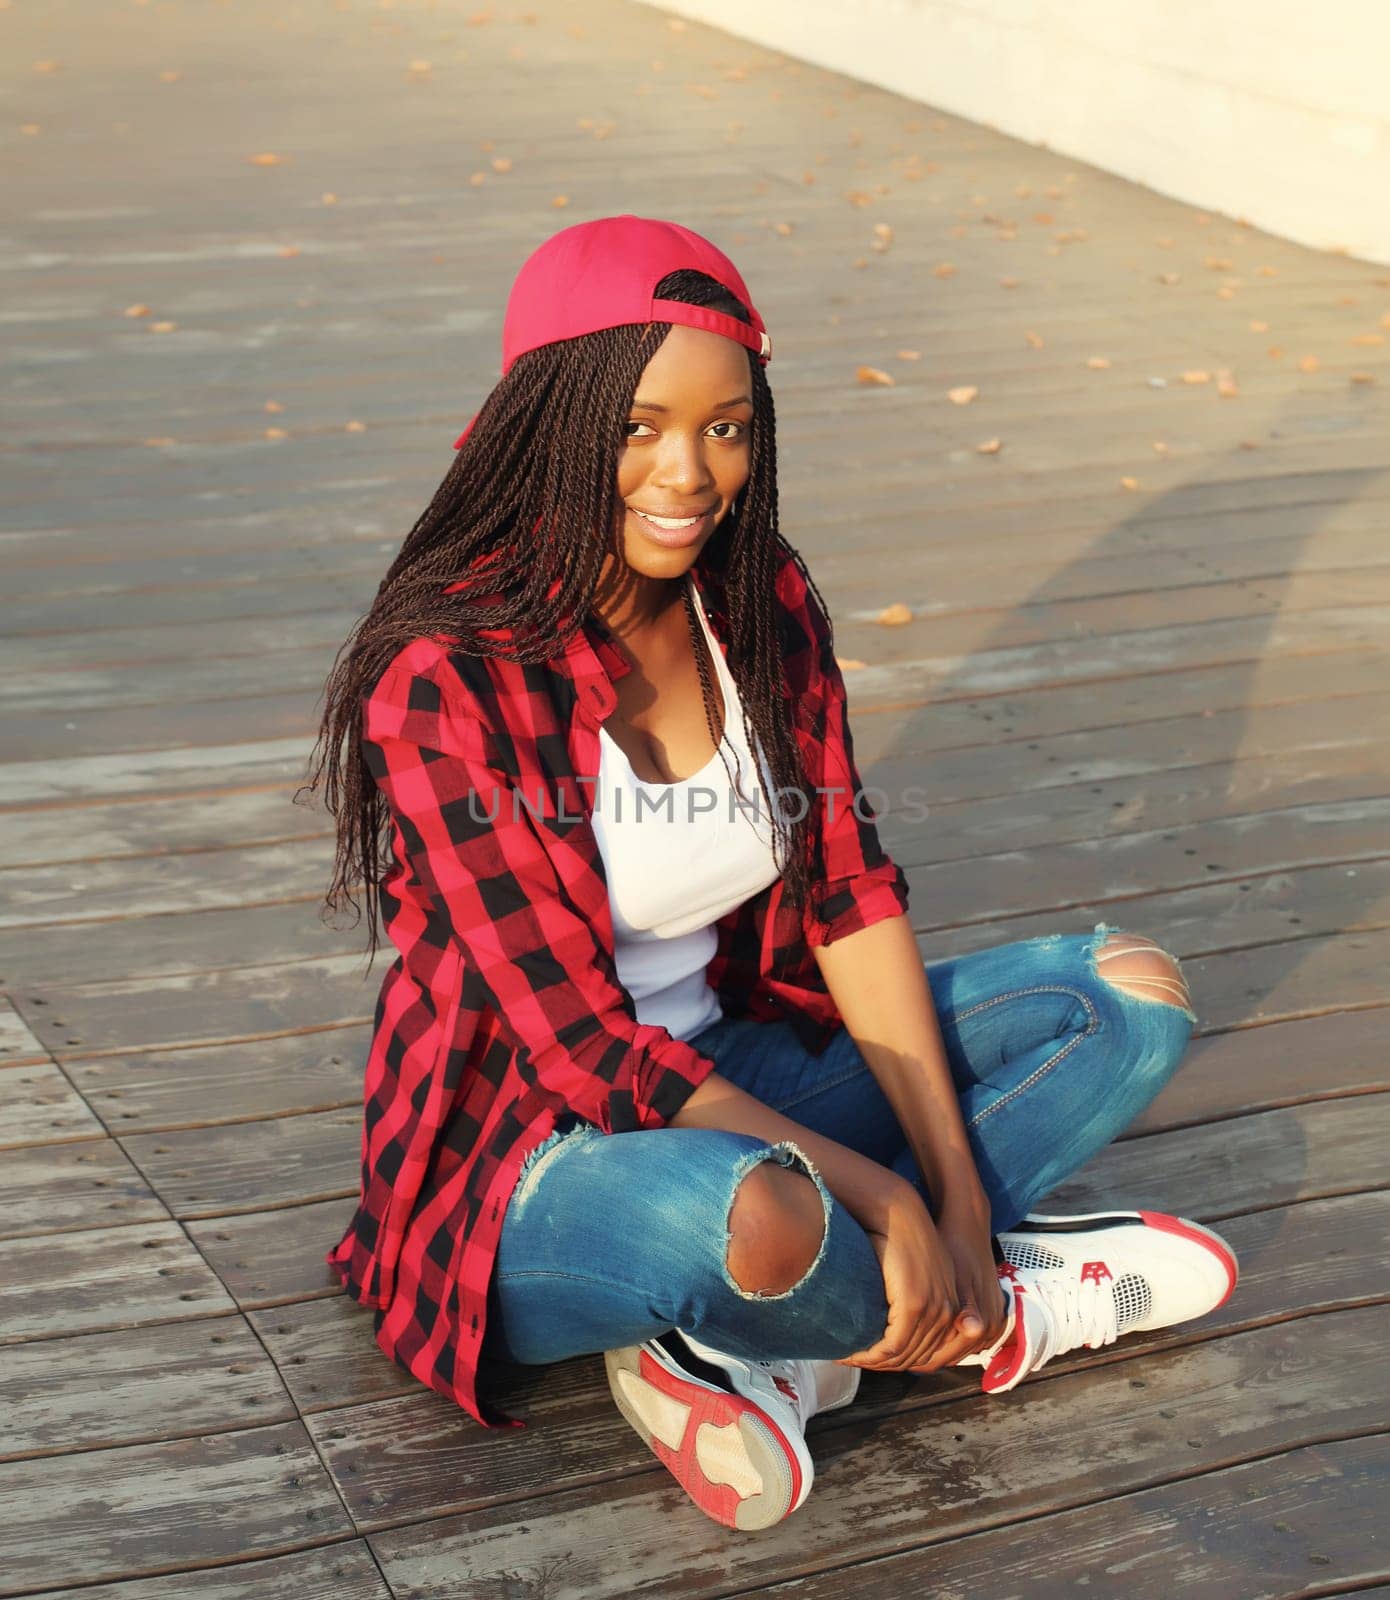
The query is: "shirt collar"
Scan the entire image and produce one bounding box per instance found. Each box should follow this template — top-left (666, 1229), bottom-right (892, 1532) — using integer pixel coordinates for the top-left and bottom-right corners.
top-left (442, 550), bottom-right (732, 726)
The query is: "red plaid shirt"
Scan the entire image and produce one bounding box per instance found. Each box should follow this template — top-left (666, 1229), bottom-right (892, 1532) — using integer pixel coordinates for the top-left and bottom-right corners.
top-left (326, 544), bottom-right (910, 1429)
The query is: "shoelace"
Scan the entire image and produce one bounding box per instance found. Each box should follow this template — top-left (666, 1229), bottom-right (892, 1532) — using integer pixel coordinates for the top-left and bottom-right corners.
top-left (1021, 1270), bottom-right (1121, 1370)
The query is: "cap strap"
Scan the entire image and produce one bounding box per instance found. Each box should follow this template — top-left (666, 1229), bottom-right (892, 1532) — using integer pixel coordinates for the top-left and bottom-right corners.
top-left (649, 299), bottom-right (771, 364)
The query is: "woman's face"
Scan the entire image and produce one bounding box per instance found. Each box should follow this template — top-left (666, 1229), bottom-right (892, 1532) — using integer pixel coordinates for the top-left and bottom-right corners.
top-left (612, 323), bottom-right (754, 580)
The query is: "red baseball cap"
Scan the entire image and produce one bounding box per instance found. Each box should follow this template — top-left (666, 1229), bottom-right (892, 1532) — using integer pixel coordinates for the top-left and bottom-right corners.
top-left (453, 214), bottom-right (770, 449)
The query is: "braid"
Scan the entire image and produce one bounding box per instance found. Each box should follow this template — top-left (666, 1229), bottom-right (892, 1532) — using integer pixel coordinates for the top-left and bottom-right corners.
top-left (297, 267), bottom-right (823, 963)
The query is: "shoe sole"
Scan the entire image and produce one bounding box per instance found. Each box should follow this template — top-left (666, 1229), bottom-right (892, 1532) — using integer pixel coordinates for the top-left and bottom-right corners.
top-left (604, 1345), bottom-right (805, 1531)
top-left (1021, 1208), bottom-right (1240, 1307)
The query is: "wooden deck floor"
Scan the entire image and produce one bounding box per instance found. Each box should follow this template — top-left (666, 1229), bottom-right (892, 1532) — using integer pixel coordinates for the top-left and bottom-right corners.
top-left (3, 0), bottom-right (1388, 1593)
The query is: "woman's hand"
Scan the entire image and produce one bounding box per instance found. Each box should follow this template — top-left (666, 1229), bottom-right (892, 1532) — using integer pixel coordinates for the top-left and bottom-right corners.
top-left (907, 1185), bottom-right (1011, 1373)
top-left (834, 1184), bottom-right (966, 1373)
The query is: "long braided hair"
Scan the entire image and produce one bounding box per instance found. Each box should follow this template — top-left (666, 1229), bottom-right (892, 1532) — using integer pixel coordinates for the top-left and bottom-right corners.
top-left (298, 267), bottom-right (837, 965)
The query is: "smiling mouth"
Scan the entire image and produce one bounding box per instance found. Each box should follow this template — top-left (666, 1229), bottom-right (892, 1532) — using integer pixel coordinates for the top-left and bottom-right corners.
top-left (630, 507), bottom-right (717, 530)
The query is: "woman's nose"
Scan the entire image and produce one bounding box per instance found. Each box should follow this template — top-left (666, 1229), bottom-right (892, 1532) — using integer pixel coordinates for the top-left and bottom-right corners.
top-left (652, 437), bottom-right (716, 493)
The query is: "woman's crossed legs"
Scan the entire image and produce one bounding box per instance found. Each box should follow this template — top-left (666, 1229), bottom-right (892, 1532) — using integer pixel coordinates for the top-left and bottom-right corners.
top-left (481, 923), bottom-right (1196, 1367)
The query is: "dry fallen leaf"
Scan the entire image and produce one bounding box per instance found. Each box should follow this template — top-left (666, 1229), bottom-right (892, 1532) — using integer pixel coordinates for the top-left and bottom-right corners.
top-left (321, 192), bottom-right (338, 205)
top-left (873, 222), bottom-right (894, 242)
top-left (947, 385), bottom-right (978, 405)
top-left (773, 221), bottom-right (794, 236)
top-left (876, 603), bottom-right (913, 628)
top-left (149, 321), bottom-right (177, 333)
top-left (159, 69), bottom-right (181, 83)
top-left (1268, 346), bottom-right (1284, 359)
top-left (491, 156), bottom-right (513, 173)
top-left (279, 246), bottom-right (300, 258)
top-left (552, 194), bottom-right (569, 208)
top-left (1120, 476), bottom-right (1140, 491)
top-left (1216, 371), bottom-right (1240, 398)
top-left (32, 59), bottom-right (61, 73)
top-left (1181, 370), bottom-right (1211, 385)
top-left (249, 152), bottom-right (283, 166)
top-left (1158, 272), bottom-right (1181, 286)
top-left (1153, 441), bottom-right (1169, 454)
top-left (1024, 330), bottom-right (1044, 349)
top-left (1381, 311), bottom-right (1390, 328)
top-left (123, 303), bottom-right (150, 318)
top-left (1085, 356), bottom-right (1111, 370)
top-left (264, 400), bottom-right (284, 414)
top-left (1203, 256), bottom-right (1233, 270)
top-left (264, 428), bottom-right (288, 441)
top-left (1249, 319), bottom-right (1269, 332)
top-left (1351, 333), bottom-right (1385, 346)
top-left (345, 420), bottom-right (367, 432)
top-left (976, 438), bottom-right (1002, 454)
top-left (1216, 287), bottom-right (1236, 300)
top-left (1298, 354), bottom-right (1320, 373)
top-left (1350, 372), bottom-right (1377, 386)
top-left (468, 172), bottom-right (486, 186)
top-left (933, 262), bottom-right (956, 278)
top-left (835, 657), bottom-right (867, 671)
top-left (856, 365), bottom-right (895, 386)
top-left (895, 349), bottom-right (921, 361)
top-left (845, 190), bottom-right (872, 207)
top-left (1256, 265), bottom-right (1278, 277)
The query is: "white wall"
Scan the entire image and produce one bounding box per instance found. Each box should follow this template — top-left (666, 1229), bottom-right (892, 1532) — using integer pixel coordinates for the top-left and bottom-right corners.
top-left (641, 0), bottom-right (1390, 264)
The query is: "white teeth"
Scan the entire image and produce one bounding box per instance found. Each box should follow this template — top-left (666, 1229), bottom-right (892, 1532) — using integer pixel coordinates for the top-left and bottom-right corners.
top-left (636, 511), bottom-right (702, 529)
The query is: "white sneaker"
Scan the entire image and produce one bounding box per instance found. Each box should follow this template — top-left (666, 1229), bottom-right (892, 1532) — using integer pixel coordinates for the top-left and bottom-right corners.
top-left (603, 1328), bottom-right (859, 1530)
top-left (954, 1208), bottom-right (1239, 1394)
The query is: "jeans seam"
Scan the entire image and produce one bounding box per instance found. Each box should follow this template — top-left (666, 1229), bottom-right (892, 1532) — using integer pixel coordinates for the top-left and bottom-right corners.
top-left (772, 1061), bottom-right (876, 1116)
top-left (958, 984), bottom-right (1101, 1129)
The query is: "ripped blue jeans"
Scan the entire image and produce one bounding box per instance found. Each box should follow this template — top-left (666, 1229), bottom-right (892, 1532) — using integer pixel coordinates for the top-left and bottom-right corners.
top-left (480, 923), bottom-right (1197, 1367)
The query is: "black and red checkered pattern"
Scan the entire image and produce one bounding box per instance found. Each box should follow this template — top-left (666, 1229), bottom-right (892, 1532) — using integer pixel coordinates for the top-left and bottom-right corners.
top-left (327, 543), bottom-right (910, 1429)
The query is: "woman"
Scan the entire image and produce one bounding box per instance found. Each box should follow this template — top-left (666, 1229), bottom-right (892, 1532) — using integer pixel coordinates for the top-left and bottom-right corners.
top-left (302, 215), bottom-right (1237, 1533)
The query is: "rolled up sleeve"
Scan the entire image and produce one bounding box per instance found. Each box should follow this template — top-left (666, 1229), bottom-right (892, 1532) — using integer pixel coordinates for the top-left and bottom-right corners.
top-left (799, 605), bottom-right (911, 950)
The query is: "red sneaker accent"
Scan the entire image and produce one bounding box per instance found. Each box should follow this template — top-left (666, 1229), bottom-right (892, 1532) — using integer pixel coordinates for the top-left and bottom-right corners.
top-left (997, 1261), bottom-right (1021, 1282)
top-left (1080, 1260), bottom-right (1112, 1285)
top-left (635, 1347), bottom-right (804, 1523)
top-left (772, 1374), bottom-right (801, 1403)
top-left (1137, 1210), bottom-right (1239, 1305)
top-left (981, 1286), bottom-right (1029, 1394)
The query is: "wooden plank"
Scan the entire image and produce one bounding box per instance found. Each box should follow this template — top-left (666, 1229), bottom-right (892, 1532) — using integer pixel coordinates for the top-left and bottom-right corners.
top-left (0, 840), bottom-right (335, 928)
top-left (0, 785), bottom-right (327, 870)
top-left (825, 604), bottom-right (1387, 709)
top-left (0, 1059), bottom-right (105, 1148)
top-left (0, 1420), bottom-right (353, 1594)
top-left (0, 997), bottom-right (50, 1068)
top-left (1044, 1092), bottom-right (1390, 1221)
top-left (123, 1109), bottom-right (362, 1219)
top-left (1124, 1006), bottom-right (1390, 1136)
top-left (849, 648), bottom-right (1383, 760)
top-left (186, 1198), bottom-right (356, 1307)
top-left (68, 1026), bottom-right (371, 1132)
top-left (21, 1543), bottom-right (393, 1600)
top-left (898, 801), bottom-right (1390, 923)
top-left (915, 818), bottom-right (1390, 961)
top-left (0, 1316), bottom-right (294, 1459)
top-left (17, 955), bottom-right (373, 1056)
top-left (0, 1221), bottom-right (235, 1345)
top-left (125, 1107), bottom-right (359, 1216)
top-left (867, 687), bottom-right (1387, 802)
top-left (363, 1306), bottom-right (1388, 1586)
top-left (880, 738), bottom-right (1387, 867)
top-left (0, 1138), bottom-right (168, 1239)
top-left (0, 738), bottom-right (307, 807)
top-left (1, 899), bottom-right (363, 991)
top-left (741, 1434), bottom-right (1390, 1599)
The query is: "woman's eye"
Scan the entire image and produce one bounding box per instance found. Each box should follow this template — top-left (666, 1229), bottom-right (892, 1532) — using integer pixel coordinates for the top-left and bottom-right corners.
top-left (708, 421), bottom-right (745, 440)
top-left (623, 421), bottom-right (655, 439)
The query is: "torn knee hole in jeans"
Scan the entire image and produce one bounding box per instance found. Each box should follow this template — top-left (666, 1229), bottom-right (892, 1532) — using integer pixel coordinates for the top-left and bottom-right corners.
top-left (722, 1139), bottom-right (833, 1302)
top-left (1088, 924), bottom-right (1198, 1024)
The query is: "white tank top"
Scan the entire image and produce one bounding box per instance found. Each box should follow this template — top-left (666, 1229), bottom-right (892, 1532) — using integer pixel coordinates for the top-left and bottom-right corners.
top-left (591, 574), bottom-right (782, 1040)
